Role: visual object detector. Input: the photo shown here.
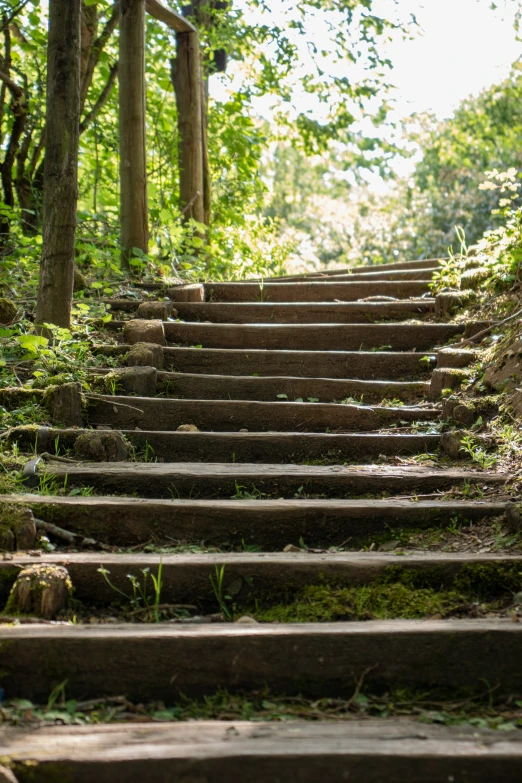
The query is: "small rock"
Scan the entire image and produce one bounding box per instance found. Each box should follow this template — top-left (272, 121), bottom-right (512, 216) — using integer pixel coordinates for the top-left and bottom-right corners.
top-left (434, 290), bottom-right (475, 317)
top-left (73, 431), bottom-right (130, 462)
top-left (441, 398), bottom-right (458, 420)
top-left (123, 319), bottom-right (166, 346)
top-left (44, 382), bottom-right (85, 427)
top-left (4, 564), bottom-right (72, 619)
top-left (235, 615), bottom-right (258, 624)
top-left (0, 297), bottom-right (17, 325)
top-left (505, 502), bottom-right (522, 533)
top-left (105, 366), bottom-right (157, 397)
top-left (429, 369), bottom-right (470, 401)
top-left (177, 424), bottom-right (199, 432)
top-left (137, 301), bottom-right (177, 320)
top-left (283, 544), bottom-right (302, 553)
top-left (239, 428), bottom-right (249, 433)
top-left (0, 503), bottom-right (36, 551)
top-left (127, 342), bottom-right (164, 370)
top-left (453, 404), bottom-right (475, 427)
top-left (440, 430), bottom-right (465, 459)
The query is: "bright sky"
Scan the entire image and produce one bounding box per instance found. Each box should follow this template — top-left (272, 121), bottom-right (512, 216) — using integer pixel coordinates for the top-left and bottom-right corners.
top-left (212, 0), bottom-right (521, 122)
top-left (385, 0), bottom-right (521, 119)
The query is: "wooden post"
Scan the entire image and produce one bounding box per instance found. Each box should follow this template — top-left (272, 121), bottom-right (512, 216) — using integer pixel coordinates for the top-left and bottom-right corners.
top-left (119, 0), bottom-right (148, 270)
top-left (172, 31), bottom-right (205, 226)
top-left (35, 0), bottom-right (81, 330)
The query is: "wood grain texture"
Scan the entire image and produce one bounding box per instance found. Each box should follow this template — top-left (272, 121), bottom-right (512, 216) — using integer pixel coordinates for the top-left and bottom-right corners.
top-left (155, 373), bottom-right (430, 404)
top-left (168, 300), bottom-right (436, 323)
top-left (43, 461), bottom-right (504, 499)
top-left (3, 495), bottom-right (503, 548)
top-left (4, 720), bottom-right (522, 783)
top-left (146, 0), bottom-right (196, 31)
top-left (158, 346), bottom-right (436, 379)
top-left (1, 620), bottom-right (521, 701)
top-left (204, 280), bottom-right (430, 302)
top-left (162, 322), bottom-right (472, 351)
top-left (87, 395), bottom-right (438, 432)
top-left (119, 0), bottom-right (148, 266)
top-left (5, 427), bottom-right (441, 462)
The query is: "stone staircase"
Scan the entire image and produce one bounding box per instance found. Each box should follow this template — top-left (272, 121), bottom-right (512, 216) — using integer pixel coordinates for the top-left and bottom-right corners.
top-left (2, 258), bottom-right (522, 780)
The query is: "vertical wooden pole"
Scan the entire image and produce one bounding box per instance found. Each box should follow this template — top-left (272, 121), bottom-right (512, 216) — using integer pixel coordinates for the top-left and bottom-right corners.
top-left (172, 31), bottom-right (205, 226)
top-left (119, 0), bottom-right (148, 270)
top-left (35, 0), bottom-right (81, 330)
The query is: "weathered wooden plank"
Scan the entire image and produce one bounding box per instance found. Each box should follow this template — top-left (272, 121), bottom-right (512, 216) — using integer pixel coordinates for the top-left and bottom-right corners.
top-left (87, 395), bottom-right (437, 432)
top-left (4, 720), bottom-right (522, 783)
top-left (155, 374), bottom-right (430, 404)
top-left (1, 621), bottom-right (521, 701)
top-left (41, 462), bottom-right (504, 499)
top-left (162, 322), bottom-right (477, 352)
top-left (158, 347), bottom-right (436, 379)
top-left (167, 300), bottom-right (437, 323)
top-left (204, 280), bottom-right (430, 302)
top-left (3, 551), bottom-right (519, 607)
top-left (256, 257), bottom-right (444, 281)
top-left (3, 495), bottom-right (503, 548)
top-left (8, 427), bottom-right (440, 462)
top-left (94, 345), bottom-right (436, 379)
top-left (146, 0), bottom-right (196, 32)
top-left (262, 267), bottom-right (437, 283)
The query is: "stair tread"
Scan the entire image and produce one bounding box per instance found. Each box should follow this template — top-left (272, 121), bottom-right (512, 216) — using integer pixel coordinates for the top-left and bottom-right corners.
top-left (88, 395), bottom-right (439, 433)
top-left (204, 280), bottom-right (430, 302)
top-left (158, 321), bottom-right (477, 351)
top-left (3, 719), bottom-right (521, 781)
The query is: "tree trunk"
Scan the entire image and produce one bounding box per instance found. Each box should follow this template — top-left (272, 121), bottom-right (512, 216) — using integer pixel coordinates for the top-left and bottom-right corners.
top-left (35, 0), bottom-right (81, 330)
top-left (172, 31), bottom-right (205, 226)
top-left (119, 0), bottom-right (148, 270)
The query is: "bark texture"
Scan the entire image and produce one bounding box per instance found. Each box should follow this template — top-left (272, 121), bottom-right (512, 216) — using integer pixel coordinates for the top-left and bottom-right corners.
top-left (35, 0), bottom-right (81, 329)
top-left (119, 0), bottom-right (148, 269)
top-left (172, 32), bottom-right (205, 225)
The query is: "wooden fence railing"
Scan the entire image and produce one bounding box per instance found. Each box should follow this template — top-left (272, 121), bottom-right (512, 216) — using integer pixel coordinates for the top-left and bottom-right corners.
top-left (120, 0), bottom-right (208, 268)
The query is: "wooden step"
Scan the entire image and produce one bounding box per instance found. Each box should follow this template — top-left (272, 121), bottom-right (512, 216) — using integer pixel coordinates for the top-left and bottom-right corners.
top-left (266, 267), bottom-right (438, 283)
top-left (41, 462), bottom-right (504, 499)
top-left (5, 495), bottom-right (503, 548)
top-left (162, 322), bottom-right (475, 352)
top-left (153, 300), bottom-right (437, 323)
top-left (262, 267), bottom-right (437, 283)
top-left (4, 551), bottom-right (518, 607)
top-left (252, 257), bottom-right (444, 281)
top-left (4, 720), bottom-right (521, 783)
top-left (203, 280), bottom-right (431, 302)
top-left (1, 620), bottom-right (520, 701)
top-left (125, 347), bottom-right (436, 379)
top-left (10, 428), bottom-right (440, 462)
top-left (155, 373), bottom-right (430, 404)
top-left (88, 396), bottom-right (438, 432)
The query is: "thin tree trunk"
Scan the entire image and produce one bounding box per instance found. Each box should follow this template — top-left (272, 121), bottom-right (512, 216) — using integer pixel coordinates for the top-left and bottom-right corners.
top-left (172, 30), bottom-right (205, 226)
top-left (35, 0), bottom-right (81, 330)
top-left (119, 0), bottom-right (148, 270)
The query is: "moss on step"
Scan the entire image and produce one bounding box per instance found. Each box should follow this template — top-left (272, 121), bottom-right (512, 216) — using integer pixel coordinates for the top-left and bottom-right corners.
top-left (254, 583), bottom-right (466, 622)
top-left (248, 562), bottom-right (522, 623)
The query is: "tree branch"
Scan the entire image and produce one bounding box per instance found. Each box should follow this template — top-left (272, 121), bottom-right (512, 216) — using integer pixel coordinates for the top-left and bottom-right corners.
top-left (80, 60), bottom-right (118, 134)
top-left (80, 1), bottom-right (119, 110)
